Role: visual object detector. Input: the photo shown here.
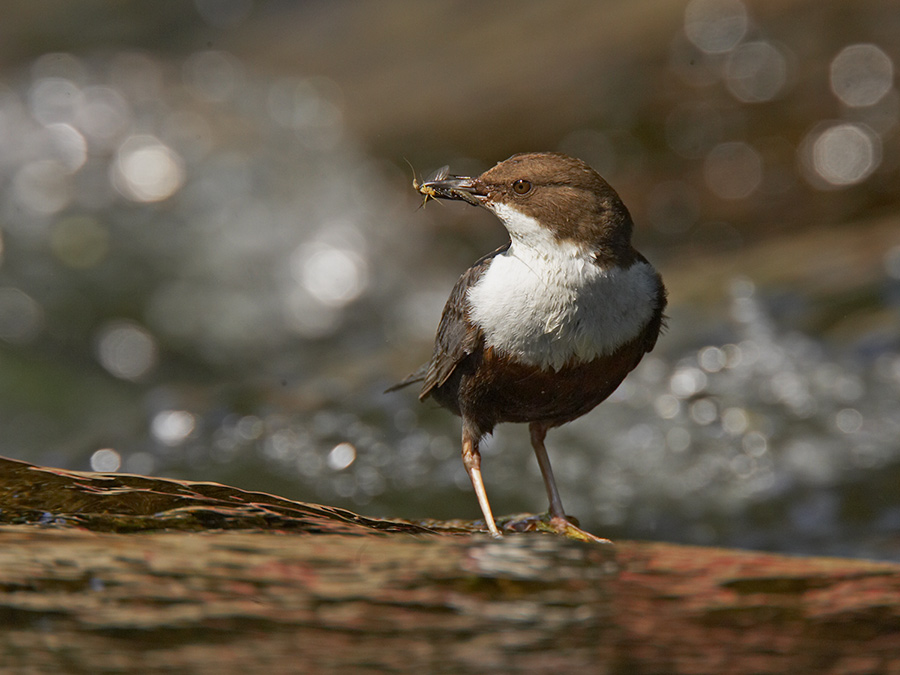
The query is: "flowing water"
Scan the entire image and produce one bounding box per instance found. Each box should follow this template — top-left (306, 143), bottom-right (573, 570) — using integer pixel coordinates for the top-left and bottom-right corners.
top-left (1, 1), bottom-right (899, 560)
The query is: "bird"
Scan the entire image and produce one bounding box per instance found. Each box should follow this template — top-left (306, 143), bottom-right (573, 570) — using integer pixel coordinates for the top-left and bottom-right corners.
top-left (391, 152), bottom-right (667, 541)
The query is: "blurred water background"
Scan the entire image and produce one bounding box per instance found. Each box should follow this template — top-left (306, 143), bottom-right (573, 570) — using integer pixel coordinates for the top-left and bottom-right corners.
top-left (1, 0), bottom-right (899, 559)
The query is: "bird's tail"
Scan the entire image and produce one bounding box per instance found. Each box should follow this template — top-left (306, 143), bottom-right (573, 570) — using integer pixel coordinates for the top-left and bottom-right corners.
top-left (383, 364), bottom-right (427, 393)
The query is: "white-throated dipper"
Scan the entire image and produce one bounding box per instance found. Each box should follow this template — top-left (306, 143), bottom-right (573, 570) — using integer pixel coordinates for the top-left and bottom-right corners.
top-left (392, 152), bottom-right (667, 540)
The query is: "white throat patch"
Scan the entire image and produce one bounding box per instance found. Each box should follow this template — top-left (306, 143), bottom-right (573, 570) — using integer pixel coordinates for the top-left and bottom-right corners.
top-left (467, 203), bottom-right (659, 370)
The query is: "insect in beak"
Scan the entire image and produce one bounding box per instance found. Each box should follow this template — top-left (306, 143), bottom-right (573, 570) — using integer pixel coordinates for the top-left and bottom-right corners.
top-left (412, 164), bottom-right (450, 207)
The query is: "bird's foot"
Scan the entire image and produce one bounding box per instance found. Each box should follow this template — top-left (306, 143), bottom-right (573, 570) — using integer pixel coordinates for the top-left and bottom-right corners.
top-left (497, 512), bottom-right (613, 545)
top-left (546, 516), bottom-right (613, 545)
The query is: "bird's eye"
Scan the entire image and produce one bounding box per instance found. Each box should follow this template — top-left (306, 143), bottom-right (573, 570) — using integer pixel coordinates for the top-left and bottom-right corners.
top-left (512, 179), bottom-right (532, 195)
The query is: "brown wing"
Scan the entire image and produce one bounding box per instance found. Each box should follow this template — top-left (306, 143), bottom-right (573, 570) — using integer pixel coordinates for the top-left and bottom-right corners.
top-left (419, 243), bottom-right (509, 400)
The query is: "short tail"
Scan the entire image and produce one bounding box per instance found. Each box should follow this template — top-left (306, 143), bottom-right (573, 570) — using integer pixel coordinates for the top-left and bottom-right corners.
top-left (383, 364), bottom-right (427, 393)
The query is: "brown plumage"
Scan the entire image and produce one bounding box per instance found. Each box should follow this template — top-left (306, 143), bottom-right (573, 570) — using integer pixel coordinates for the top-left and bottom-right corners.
top-left (393, 152), bottom-right (667, 540)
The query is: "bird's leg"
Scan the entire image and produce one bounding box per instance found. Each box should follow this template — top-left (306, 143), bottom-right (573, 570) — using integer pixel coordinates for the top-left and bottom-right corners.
top-left (461, 427), bottom-right (501, 538)
top-left (529, 422), bottom-right (566, 519)
top-left (529, 422), bottom-right (612, 544)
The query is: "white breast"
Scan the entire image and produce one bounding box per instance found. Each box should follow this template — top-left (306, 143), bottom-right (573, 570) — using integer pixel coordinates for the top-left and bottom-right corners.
top-left (466, 204), bottom-right (659, 371)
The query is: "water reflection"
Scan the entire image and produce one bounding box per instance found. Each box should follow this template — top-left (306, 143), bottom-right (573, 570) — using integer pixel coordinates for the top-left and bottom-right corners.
top-left (267, 76), bottom-right (344, 148)
top-left (327, 442), bottom-right (357, 471)
top-left (684, 0), bottom-right (748, 54)
top-left (725, 41), bottom-right (788, 103)
top-left (113, 136), bottom-right (186, 202)
top-left (151, 410), bottom-right (196, 446)
top-left (95, 321), bottom-right (158, 380)
top-left (50, 216), bottom-right (109, 269)
top-left (703, 141), bottom-right (762, 199)
top-left (13, 159), bottom-right (72, 215)
top-left (664, 103), bottom-right (724, 160)
top-left (0, 288), bottom-right (43, 343)
top-left (184, 51), bottom-right (243, 103)
top-left (830, 44), bottom-right (894, 108)
top-left (28, 76), bottom-right (84, 126)
top-left (291, 238), bottom-right (369, 309)
top-left (804, 122), bottom-right (881, 187)
top-left (46, 123), bottom-right (87, 171)
top-left (90, 448), bottom-right (121, 472)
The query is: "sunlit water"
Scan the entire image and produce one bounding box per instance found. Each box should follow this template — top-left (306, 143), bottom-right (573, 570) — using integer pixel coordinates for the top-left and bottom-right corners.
top-left (1, 1), bottom-right (899, 560)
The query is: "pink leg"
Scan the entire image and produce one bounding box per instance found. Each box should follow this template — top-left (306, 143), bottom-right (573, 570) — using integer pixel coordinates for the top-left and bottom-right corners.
top-left (462, 428), bottom-right (501, 538)
top-left (529, 422), bottom-right (612, 544)
top-left (529, 422), bottom-right (566, 519)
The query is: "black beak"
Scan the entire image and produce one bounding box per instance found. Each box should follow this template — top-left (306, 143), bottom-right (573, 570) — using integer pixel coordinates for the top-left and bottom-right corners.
top-left (417, 174), bottom-right (484, 207)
